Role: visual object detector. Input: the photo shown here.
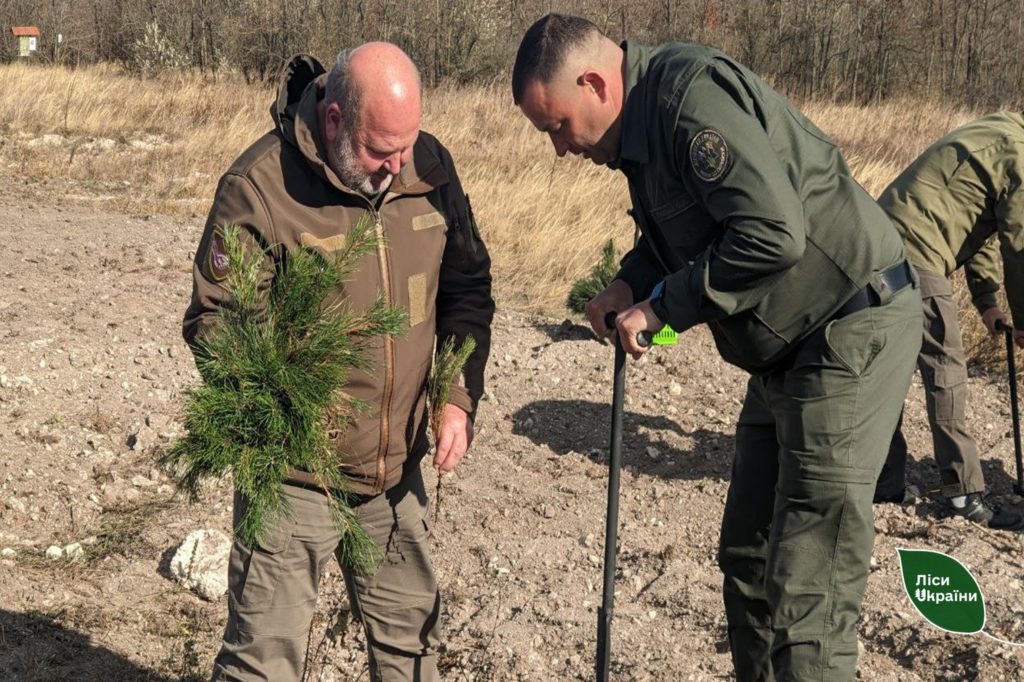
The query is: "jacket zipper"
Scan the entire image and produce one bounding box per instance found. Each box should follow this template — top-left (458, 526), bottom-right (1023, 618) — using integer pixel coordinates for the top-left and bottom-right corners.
top-left (371, 205), bottom-right (395, 494)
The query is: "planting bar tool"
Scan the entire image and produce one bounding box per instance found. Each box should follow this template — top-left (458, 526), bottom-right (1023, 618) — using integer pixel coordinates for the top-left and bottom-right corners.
top-left (996, 319), bottom-right (1024, 495)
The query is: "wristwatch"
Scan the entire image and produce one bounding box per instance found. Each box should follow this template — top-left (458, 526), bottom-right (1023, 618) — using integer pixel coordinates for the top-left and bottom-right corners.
top-left (648, 280), bottom-right (668, 324)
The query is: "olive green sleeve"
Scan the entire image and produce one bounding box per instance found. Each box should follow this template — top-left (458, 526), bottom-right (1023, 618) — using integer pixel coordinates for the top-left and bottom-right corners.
top-left (996, 186), bottom-right (1024, 328)
top-left (963, 235), bottom-right (1000, 315)
top-left (182, 173), bottom-right (279, 356)
top-left (656, 63), bottom-right (807, 333)
top-left (614, 235), bottom-right (662, 304)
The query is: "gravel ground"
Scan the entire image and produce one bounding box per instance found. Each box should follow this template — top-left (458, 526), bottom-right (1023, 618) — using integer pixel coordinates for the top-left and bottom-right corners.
top-left (2, 187), bottom-right (1024, 681)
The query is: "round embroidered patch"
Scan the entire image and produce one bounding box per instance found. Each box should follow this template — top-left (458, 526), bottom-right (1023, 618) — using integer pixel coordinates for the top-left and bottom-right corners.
top-left (689, 129), bottom-right (731, 183)
top-left (208, 230), bottom-right (230, 281)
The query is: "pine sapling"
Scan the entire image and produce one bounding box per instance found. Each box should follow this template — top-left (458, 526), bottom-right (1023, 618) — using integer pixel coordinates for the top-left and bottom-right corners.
top-left (163, 216), bottom-right (406, 575)
top-left (427, 334), bottom-right (476, 525)
top-left (567, 238), bottom-right (619, 315)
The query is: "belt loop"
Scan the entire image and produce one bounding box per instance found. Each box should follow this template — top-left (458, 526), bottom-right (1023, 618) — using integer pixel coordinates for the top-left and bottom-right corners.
top-left (868, 271), bottom-right (895, 306)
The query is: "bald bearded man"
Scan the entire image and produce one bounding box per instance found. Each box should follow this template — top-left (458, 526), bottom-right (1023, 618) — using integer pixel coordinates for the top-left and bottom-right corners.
top-left (184, 43), bottom-right (494, 681)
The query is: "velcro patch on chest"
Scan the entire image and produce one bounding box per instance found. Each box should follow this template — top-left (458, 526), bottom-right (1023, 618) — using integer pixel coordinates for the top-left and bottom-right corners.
top-left (411, 211), bottom-right (446, 231)
top-left (689, 129), bottom-right (731, 183)
top-left (208, 229), bottom-right (230, 281)
top-left (299, 232), bottom-right (348, 253)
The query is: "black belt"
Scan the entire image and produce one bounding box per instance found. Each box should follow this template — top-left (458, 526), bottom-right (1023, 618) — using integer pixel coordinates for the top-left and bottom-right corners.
top-left (831, 260), bottom-right (915, 321)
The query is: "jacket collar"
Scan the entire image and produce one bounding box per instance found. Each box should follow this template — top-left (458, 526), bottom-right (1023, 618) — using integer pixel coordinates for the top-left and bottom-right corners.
top-left (608, 40), bottom-right (652, 170)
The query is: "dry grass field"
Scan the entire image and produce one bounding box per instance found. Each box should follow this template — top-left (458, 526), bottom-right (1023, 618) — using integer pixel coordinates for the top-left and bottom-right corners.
top-left (0, 61), bottom-right (1006, 362)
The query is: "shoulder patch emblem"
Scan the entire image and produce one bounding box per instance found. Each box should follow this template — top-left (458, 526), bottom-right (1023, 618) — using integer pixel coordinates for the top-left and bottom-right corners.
top-left (689, 129), bottom-right (731, 183)
top-left (208, 230), bottom-right (230, 281)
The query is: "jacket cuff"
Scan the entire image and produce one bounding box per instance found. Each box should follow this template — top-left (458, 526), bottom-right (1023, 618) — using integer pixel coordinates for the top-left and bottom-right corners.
top-left (973, 293), bottom-right (999, 316)
top-left (446, 384), bottom-right (475, 420)
top-left (659, 265), bottom-right (704, 334)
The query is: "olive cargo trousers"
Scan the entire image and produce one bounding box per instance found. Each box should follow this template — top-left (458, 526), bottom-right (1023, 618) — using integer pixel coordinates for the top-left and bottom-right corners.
top-left (210, 466), bottom-right (440, 682)
top-left (875, 268), bottom-right (987, 500)
top-left (718, 283), bottom-right (922, 681)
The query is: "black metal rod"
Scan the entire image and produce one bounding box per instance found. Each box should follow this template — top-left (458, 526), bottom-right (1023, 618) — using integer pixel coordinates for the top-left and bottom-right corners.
top-left (597, 313), bottom-right (627, 680)
top-left (997, 320), bottom-right (1024, 495)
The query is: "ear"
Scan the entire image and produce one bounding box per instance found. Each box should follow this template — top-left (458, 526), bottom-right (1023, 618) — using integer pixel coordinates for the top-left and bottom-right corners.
top-left (324, 102), bottom-right (343, 144)
top-left (580, 70), bottom-right (609, 102)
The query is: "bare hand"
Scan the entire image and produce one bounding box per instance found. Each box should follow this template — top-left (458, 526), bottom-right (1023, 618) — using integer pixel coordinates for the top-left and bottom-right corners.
top-left (614, 300), bottom-right (665, 360)
top-left (434, 404), bottom-right (473, 474)
top-left (982, 306), bottom-right (1008, 336)
top-left (585, 279), bottom-right (634, 338)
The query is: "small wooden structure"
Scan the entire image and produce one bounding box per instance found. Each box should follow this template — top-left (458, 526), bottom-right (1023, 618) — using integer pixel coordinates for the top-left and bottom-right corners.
top-left (11, 26), bottom-right (39, 58)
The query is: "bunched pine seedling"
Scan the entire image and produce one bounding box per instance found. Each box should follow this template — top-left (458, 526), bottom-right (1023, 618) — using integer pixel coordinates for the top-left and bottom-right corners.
top-left (163, 216), bottom-right (406, 574)
top-left (567, 239), bottom-right (619, 315)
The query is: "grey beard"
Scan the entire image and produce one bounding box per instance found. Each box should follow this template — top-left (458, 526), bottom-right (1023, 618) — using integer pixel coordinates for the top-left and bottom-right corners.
top-left (333, 128), bottom-right (393, 196)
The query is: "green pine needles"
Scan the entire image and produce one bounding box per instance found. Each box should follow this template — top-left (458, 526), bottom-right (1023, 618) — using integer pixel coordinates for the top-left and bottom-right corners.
top-left (427, 334), bottom-right (476, 524)
top-left (567, 239), bottom-right (619, 314)
top-left (428, 335), bottom-right (477, 443)
top-left (163, 217), bottom-right (407, 575)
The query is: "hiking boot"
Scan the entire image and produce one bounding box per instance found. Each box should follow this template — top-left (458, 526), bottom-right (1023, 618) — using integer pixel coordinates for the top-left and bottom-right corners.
top-left (950, 493), bottom-right (1024, 530)
top-left (874, 484), bottom-right (920, 505)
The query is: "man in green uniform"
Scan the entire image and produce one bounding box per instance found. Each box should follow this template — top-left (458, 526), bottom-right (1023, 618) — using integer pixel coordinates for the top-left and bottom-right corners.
top-left (513, 14), bottom-right (921, 681)
top-left (872, 113), bottom-right (1024, 530)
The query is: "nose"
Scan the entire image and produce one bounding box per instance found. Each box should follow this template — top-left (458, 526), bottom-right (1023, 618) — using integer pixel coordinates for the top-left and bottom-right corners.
top-left (383, 151), bottom-right (403, 175)
top-left (549, 132), bottom-right (568, 158)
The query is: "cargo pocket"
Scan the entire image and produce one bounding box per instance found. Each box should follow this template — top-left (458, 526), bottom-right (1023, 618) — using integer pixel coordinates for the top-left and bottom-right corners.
top-left (931, 358), bottom-right (968, 422)
top-left (823, 310), bottom-right (884, 378)
top-left (232, 515), bottom-right (294, 611)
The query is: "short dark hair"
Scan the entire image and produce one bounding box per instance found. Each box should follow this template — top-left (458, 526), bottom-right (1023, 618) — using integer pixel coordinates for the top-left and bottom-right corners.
top-left (512, 14), bottom-right (602, 105)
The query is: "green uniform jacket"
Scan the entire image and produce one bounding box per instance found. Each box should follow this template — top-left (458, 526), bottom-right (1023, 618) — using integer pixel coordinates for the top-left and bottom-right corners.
top-left (878, 111), bottom-right (1024, 324)
top-left (610, 42), bottom-right (907, 374)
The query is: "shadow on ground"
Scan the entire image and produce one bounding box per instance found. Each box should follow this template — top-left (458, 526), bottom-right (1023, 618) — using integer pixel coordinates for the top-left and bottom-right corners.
top-left (903, 453), bottom-right (1024, 500)
top-left (533, 319), bottom-right (601, 345)
top-left (513, 399), bottom-right (733, 481)
top-left (0, 609), bottom-right (176, 681)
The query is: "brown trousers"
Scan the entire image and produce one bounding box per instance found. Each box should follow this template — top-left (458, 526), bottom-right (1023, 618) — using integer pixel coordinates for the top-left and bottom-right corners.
top-left (876, 268), bottom-right (987, 499)
top-left (210, 466), bottom-right (440, 682)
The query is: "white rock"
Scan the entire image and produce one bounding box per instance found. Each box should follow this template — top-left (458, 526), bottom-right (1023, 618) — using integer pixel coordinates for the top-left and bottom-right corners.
top-left (45, 545), bottom-right (63, 560)
top-left (171, 529), bottom-right (232, 601)
top-left (668, 382), bottom-right (683, 396)
top-left (64, 542), bottom-right (85, 561)
top-left (5, 497), bottom-right (26, 514)
top-left (1, 548), bottom-right (16, 558)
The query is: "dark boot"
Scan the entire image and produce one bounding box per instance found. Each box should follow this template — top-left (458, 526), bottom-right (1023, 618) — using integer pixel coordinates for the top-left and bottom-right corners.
top-left (951, 493), bottom-right (1024, 530)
